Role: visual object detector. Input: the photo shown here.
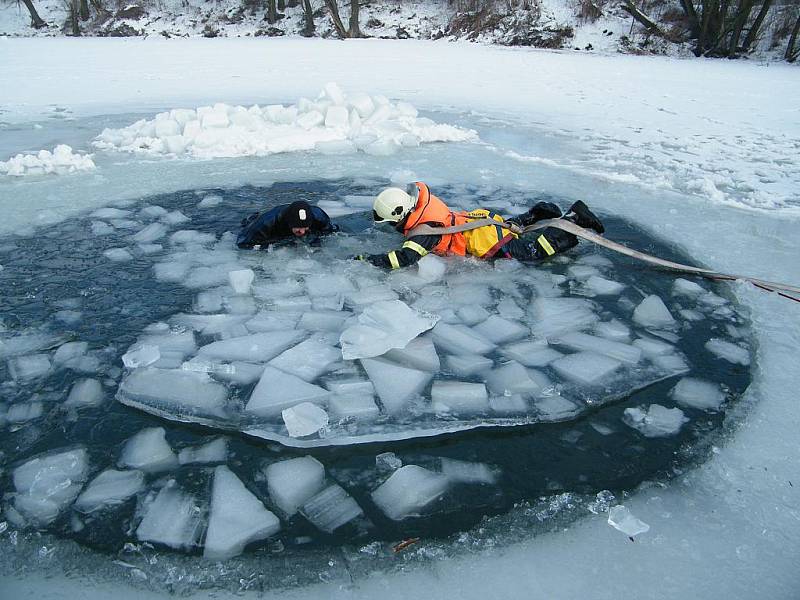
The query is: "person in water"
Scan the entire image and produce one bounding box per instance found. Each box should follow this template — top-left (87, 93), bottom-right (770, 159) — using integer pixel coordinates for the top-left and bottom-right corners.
top-left (354, 182), bottom-right (604, 269)
top-left (236, 200), bottom-right (338, 249)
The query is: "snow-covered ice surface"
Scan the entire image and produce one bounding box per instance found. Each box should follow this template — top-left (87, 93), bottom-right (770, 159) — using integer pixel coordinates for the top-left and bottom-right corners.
top-left (1, 39), bottom-right (799, 599)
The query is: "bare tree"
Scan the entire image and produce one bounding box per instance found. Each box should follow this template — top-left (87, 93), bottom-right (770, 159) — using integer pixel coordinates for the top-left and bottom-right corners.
top-left (20, 0), bottom-right (47, 28)
top-left (79, 0), bottom-right (89, 20)
top-left (278, 0), bottom-right (285, 9)
top-left (68, 0), bottom-right (80, 35)
top-left (679, 0), bottom-right (777, 57)
top-left (323, 0), bottom-right (348, 37)
top-left (741, 0), bottom-right (774, 52)
top-left (620, 0), bottom-right (663, 35)
top-left (301, 0), bottom-right (315, 36)
top-left (266, 0), bottom-right (278, 23)
top-left (786, 11), bottom-right (800, 62)
top-left (349, 0), bottom-right (361, 37)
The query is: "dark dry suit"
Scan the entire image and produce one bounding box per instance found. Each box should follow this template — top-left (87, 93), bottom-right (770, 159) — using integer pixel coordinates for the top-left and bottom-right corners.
top-left (237, 203), bottom-right (337, 249)
top-left (364, 182), bottom-right (588, 269)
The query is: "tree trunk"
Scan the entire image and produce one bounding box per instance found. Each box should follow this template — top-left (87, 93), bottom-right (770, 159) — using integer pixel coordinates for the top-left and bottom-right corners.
top-left (79, 0), bottom-right (90, 20)
top-left (786, 12), bottom-right (800, 62)
top-left (680, 0), bottom-right (701, 39)
top-left (69, 0), bottom-right (81, 35)
top-left (301, 0), bottom-right (315, 36)
top-left (287, 0), bottom-right (299, 6)
top-left (349, 0), bottom-right (361, 37)
top-left (21, 0), bottom-right (47, 28)
top-left (741, 0), bottom-right (773, 52)
top-left (727, 0), bottom-right (754, 56)
top-left (278, 0), bottom-right (285, 9)
top-left (266, 0), bottom-right (278, 23)
top-left (620, 0), bottom-right (663, 34)
top-left (324, 0), bottom-right (348, 37)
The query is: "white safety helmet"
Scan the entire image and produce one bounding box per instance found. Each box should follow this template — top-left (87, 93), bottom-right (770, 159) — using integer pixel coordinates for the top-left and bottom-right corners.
top-left (373, 187), bottom-right (416, 224)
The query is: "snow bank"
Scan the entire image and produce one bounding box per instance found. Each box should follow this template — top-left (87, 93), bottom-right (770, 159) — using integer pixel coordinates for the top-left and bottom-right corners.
top-left (93, 83), bottom-right (477, 159)
top-left (0, 144), bottom-right (95, 177)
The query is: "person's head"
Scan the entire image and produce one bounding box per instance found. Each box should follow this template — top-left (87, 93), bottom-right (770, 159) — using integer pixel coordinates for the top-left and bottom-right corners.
top-left (373, 187), bottom-right (416, 229)
top-left (284, 201), bottom-right (312, 236)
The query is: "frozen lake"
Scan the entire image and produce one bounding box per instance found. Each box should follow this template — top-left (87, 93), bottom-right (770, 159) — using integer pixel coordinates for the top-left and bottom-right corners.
top-left (1, 38), bottom-right (799, 600)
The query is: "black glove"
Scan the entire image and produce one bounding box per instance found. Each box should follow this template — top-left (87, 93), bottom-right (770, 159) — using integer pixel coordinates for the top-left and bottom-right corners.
top-left (350, 254), bottom-right (366, 261)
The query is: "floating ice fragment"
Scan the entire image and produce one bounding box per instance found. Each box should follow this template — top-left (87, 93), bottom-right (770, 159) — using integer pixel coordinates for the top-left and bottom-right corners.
top-left (178, 437), bottom-right (229, 465)
top-left (197, 331), bottom-right (305, 363)
top-left (584, 275), bottom-right (625, 296)
top-left (551, 351), bottom-right (622, 386)
top-left (417, 254), bottom-right (447, 282)
top-left (431, 322), bottom-right (496, 356)
top-left (371, 465), bottom-right (449, 521)
top-left (103, 248), bottom-right (134, 262)
top-left (122, 344), bottom-right (160, 368)
top-left (246, 366), bottom-right (330, 417)
top-left (136, 480), bottom-right (204, 550)
top-left (301, 484), bottom-right (363, 533)
top-left (440, 458), bottom-right (499, 485)
top-left (705, 338), bottom-right (750, 365)
top-left (445, 354), bottom-right (493, 376)
top-left (552, 332), bottom-right (642, 364)
top-left (607, 505), bottom-right (650, 537)
top-left (431, 381), bottom-right (489, 415)
top-left (340, 299), bottom-right (439, 360)
top-left (6, 401), bottom-right (44, 424)
top-left (328, 394), bottom-right (381, 422)
top-left (74, 469), bottom-right (145, 513)
top-left (204, 466), bottom-right (280, 560)
top-left (282, 402), bottom-right (329, 438)
top-left (382, 335), bottom-right (440, 372)
top-left (53, 341), bottom-right (89, 365)
top-left (671, 377), bottom-right (726, 411)
top-left (119, 427), bottom-right (179, 473)
top-left (65, 378), bottom-right (104, 408)
top-left (376, 452), bottom-right (403, 471)
top-left (672, 278), bottom-right (706, 298)
top-left (360, 357), bottom-right (432, 415)
top-left (632, 295), bottom-right (675, 329)
top-left (623, 404), bottom-right (688, 437)
top-left (228, 269), bottom-right (255, 294)
top-left (269, 337), bottom-right (341, 381)
top-left (8, 354), bottom-right (51, 380)
top-left (13, 449), bottom-right (89, 526)
top-left (473, 315), bottom-right (529, 344)
top-left (265, 456), bottom-right (326, 517)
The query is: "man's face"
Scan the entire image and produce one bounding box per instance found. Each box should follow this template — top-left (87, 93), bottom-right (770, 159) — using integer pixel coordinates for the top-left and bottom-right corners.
top-left (291, 227), bottom-right (309, 237)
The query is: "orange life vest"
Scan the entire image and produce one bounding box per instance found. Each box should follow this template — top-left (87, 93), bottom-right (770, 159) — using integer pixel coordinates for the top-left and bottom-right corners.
top-left (401, 182), bottom-right (468, 256)
top-left (402, 183), bottom-right (518, 258)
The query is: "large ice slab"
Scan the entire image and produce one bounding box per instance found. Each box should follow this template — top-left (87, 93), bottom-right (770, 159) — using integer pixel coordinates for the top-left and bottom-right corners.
top-left (204, 466), bottom-right (280, 560)
top-left (118, 368), bottom-right (229, 418)
top-left (340, 299), bottom-right (439, 360)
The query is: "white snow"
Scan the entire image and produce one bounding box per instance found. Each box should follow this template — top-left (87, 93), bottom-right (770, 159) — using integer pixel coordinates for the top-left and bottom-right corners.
top-left (0, 144), bottom-right (95, 177)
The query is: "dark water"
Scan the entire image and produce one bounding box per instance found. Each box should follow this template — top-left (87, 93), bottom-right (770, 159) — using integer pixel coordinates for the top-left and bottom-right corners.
top-left (0, 180), bottom-right (751, 568)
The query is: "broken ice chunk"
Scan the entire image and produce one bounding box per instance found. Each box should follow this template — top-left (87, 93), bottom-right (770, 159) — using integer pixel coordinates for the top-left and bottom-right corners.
top-left (269, 337), bottom-right (341, 382)
top-left (178, 438), bottom-right (229, 465)
top-left (282, 402), bottom-right (329, 437)
top-left (594, 319), bottom-right (631, 342)
top-left (8, 354), bottom-right (51, 380)
top-left (328, 393), bottom-right (380, 422)
top-left (623, 404), bottom-right (688, 437)
top-left (228, 269), bottom-right (255, 295)
top-left (607, 505), bottom-right (650, 537)
top-left (74, 469), bottom-right (145, 513)
top-left (119, 427), bottom-right (179, 472)
top-left (473, 315), bottom-right (529, 344)
top-left (246, 366), bottom-right (330, 418)
top-left (431, 381), bottom-right (489, 415)
top-left (376, 452), bottom-right (403, 471)
top-left (551, 332), bottom-right (642, 364)
top-left (583, 275), bottom-right (625, 296)
top-left (53, 341), bottom-right (89, 365)
top-left (204, 466), bottom-right (280, 560)
top-left (485, 362), bottom-right (543, 396)
top-left (431, 322), bottom-right (496, 355)
top-left (705, 338), bottom-right (750, 365)
top-left (456, 305), bottom-right (490, 326)
top-left (632, 295), bottom-right (675, 329)
top-left (371, 465), bottom-right (449, 521)
top-left (265, 456), bottom-right (326, 517)
top-left (489, 394), bottom-right (529, 414)
top-left (118, 368), bottom-right (229, 418)
top-left (501, 341), bottom-right (562, 367)
top-left (440, 458), bottom-right (499, 485)
top-left (340, 299), bottom-right (439, 360)
top-left (529, 297), bottom-right (599, 337)
top-left (672, 278), bottom-right (705, 298)
top-left (534, 394), bottom-right (580, 421)
top-left (632, 336), bottom-right (675, 358)
top-left (122, 344), bottom-right (160, 369)
top-left (416, 254), bottom-right (447, 281)
top-left (670, 377), bottom-right (725, 411)
top-left (301, 484), bottom-right (364, 533)
top-left (197, 331), bottom-right (305, 363)
top-left (551, 351), bottom-right (622, 386)
top-left (64, 378), bottom-right (104, 408)
top-left (360, 357), bottom-right (432, 415)
top-left (103, 248), bottom-right (133, 262)
top-left (445, 354), bottom-right (493, 376)
top-left (136, 480), bottom-right (204, 550)
top-left (382, 335), bottom-right (440, 372)
top-left (13, 448), bottom-right (89, 525)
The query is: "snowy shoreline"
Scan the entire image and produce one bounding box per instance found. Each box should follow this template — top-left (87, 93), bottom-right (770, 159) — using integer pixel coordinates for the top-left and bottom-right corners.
top-left (1, 37), bottom-right (799, 599)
